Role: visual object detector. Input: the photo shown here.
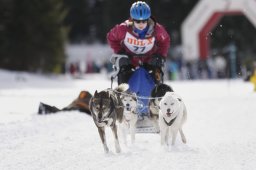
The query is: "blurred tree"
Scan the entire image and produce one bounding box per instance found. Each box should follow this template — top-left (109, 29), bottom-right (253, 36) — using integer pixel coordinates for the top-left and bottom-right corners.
top-left (63, 0), bottom-right (90, 43)
top-left (89, 0), bottom-right (199, 43)
top-left (0, 0), bottom-right (14, 67)
top-left (211, 15), bottom-right (256, 75)
top-left (90, 0), bottom-right (132, 43)
top-left (149, 0), bottom-right (199, 45)
top-left (1, 0), bottom-right (256, 73)
top-left (211, 15), bottom-right (256, 56)
top-left (0, 0), bottom-right (68, 73)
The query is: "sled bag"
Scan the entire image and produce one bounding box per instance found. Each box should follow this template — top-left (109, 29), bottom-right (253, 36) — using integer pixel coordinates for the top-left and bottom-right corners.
top-left (128, 67), bottom-right (155, 116)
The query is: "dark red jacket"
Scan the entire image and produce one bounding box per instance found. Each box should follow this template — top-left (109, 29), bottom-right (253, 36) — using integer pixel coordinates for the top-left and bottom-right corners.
top-left (107, 18), bottom-right (170, 66)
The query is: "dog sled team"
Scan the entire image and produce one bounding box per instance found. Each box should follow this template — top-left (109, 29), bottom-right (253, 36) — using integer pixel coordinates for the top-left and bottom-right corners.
top-left (89, 1), bottom-right (188, 153)
top-left (89, 83), bottom-right (187, 153)
top-left (40, 1), bottom-right (187, 154)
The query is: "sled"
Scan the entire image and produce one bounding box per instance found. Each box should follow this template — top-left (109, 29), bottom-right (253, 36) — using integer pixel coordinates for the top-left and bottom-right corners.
top-left (110, 54), bottom-right (159, 133)
top-left (127, 67), bottom-right (159, 133)
top-left (110, 54), bottom-right (161, 133)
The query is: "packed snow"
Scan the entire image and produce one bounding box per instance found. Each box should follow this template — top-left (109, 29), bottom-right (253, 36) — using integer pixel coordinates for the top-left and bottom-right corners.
top-left (1, 69), bottom-right (256, 170)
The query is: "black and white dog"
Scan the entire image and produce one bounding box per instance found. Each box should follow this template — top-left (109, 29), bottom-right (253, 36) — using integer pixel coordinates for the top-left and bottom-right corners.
top-left (149, 83), bottom-right (174, 132)
top-left (89, 84), bottom-right (128, 153)
top-left (159, 92), bottom-right (187, 146)
top-left (120, 91), bottom-right (138, 144)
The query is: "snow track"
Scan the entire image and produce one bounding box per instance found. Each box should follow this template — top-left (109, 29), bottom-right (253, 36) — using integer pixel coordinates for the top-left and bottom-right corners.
top-left (1, 71), bottom-right (256, 169)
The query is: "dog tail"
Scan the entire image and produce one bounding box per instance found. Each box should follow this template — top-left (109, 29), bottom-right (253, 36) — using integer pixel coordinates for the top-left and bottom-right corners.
top-left (115, 83), bottom-right (129, 92)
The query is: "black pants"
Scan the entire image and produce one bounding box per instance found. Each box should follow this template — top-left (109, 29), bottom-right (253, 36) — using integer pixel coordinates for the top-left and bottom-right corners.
top-left (117, 64), bottom-right (163, 85)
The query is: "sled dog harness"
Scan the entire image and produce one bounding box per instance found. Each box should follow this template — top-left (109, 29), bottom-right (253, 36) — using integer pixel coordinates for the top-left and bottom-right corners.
top-left (163, 117), bottom-right (177, 126)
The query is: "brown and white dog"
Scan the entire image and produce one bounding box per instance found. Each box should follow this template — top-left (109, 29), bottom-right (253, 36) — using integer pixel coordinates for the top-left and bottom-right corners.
top-left (159, 92), bottom-right (187, 146)
top-left (149, 83), bottom-right (174, 132)
top-left (89, 84), bottom-right (128, 153)
top-left (120, 91), bottom-right (138, 145)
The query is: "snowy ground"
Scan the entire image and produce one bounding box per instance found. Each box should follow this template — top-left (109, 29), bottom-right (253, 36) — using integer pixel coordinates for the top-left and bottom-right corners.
top-left (1, 69), bottom-right (256, 170)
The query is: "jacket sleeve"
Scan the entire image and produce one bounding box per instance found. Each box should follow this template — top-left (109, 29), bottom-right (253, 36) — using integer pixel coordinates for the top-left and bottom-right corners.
top-left (155, 24), bottom-right (171, 58)
top-left (107, 24), bottom-right (125, 54)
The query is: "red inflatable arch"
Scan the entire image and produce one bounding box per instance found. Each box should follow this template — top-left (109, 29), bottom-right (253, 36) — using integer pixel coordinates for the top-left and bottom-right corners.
top-left (182, 0), bottom-right (256, 61)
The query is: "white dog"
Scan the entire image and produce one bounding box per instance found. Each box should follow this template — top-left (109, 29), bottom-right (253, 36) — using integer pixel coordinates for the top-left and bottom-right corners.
top-left (120, 92), bottom-right (138, 145)
top-left (159, 92), bottom-right (187, 146)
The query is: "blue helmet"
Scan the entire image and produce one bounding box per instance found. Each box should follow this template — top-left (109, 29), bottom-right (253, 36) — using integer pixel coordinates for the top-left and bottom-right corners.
top-left (130, 1), bottom-right (151, 20)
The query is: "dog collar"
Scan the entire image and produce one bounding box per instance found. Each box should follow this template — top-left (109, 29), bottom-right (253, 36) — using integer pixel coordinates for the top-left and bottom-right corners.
top-left (163, 117), bottom-right (176, 126)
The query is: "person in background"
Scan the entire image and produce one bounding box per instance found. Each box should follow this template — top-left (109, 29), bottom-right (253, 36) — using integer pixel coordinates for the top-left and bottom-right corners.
top-left (107, 1), bottom-right (170, 84)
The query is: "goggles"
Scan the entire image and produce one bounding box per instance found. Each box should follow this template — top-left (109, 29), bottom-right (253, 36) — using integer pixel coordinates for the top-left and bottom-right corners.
top-left (133, 19), bottom-right (148, 24)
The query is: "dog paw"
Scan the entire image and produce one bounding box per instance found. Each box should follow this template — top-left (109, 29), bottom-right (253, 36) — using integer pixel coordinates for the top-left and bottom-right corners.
top-left (115, 144), bottom-right (121, 153)
top-left (104, 147), bottom-right (109, 154)
top-left (116, 147), bottom-right (121, 153)
top-left (182, 138), bottom-right (187, 144)
top-left (160, 144), bottom-right (169, 152)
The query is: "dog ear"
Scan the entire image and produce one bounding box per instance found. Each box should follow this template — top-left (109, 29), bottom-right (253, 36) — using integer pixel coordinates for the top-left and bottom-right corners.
top-left (107, 91), bottom-right (111, 98)
top-left (132, 93), bottom-right (137, 101)
top-left (132, 96), bottom-right (137, 102)
top-left (159, 98), bottom-right (163, 106)
top-left (94, 90), bottom-right (98, 96)
top-left (89, 98), bottom-right (94, 113)
top-left (174, 93), bottom-right (182, 102)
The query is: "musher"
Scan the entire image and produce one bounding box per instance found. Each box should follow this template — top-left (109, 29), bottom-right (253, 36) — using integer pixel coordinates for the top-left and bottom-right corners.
top-left (107, 1), bottom-right (170, 85)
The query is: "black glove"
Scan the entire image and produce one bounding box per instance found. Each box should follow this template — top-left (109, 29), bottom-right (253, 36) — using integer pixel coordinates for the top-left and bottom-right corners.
top-left (110, 53), bottom-right (132, 73)
top-left (118, 56), bottom-right (131, 68)
top-left (116, 50), bottom-right (131, 64)
top-left (151, 54), bottom-right (165, 67)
